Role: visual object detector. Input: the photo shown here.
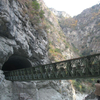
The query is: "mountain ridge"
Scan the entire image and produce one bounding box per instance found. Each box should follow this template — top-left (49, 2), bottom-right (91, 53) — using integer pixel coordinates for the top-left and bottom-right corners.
top-left (49, 8), bottom-right (71, 18)
top-left (55, 3), bottom-right (100, 56)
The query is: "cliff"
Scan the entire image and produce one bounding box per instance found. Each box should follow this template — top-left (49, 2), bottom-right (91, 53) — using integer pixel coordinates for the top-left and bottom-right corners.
top-left (49, 3), bottom-right (100, 100)
top-left (58, 4), bottom-right (100, 56)
top-left (49, 8), bottom-right (71, 18)
top-left (0, 0), bottom-right (77, 100)
top-left (53, 3), bottom-right (100, 100)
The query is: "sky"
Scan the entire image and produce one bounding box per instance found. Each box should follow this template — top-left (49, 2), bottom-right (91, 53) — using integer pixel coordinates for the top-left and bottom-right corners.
top-left (43, 0), bottom-right (100, 17)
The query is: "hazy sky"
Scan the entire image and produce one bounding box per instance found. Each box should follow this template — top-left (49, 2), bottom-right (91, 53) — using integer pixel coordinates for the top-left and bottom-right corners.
top-left (43, 0), bottom-right (100, 17)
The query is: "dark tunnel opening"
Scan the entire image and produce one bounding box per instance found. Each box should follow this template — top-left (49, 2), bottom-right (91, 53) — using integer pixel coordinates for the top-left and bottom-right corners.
top-left (2, 55), bottom-right (32, 71)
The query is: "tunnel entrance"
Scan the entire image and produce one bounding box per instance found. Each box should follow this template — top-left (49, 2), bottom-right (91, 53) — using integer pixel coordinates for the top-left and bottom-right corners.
top-left (2, 55), bottom-right (32, 71)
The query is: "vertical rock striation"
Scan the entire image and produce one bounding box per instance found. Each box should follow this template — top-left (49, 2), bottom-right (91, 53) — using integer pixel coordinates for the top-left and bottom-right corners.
top-left (0, 0), bottom-right (76, 100)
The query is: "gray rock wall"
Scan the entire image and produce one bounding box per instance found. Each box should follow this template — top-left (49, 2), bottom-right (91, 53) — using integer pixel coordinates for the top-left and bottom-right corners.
top-left (0, 0), bottom-right (75, 100)
top-left (0, 0), bottom-right (49, 68)
top-left (61, 4), bottom-right (100, 55)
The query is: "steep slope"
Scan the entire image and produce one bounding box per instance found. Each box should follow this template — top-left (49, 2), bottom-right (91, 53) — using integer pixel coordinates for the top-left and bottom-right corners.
top-left (59, 4), bottom-right (100, 56)
top-left (38, 1), bottom-right (78, 62)
top-left (0, 0), bottom-right (78, 100)
top-left (49, 8), bottom-right (71, 18)
top-left (53, 3), bottom-right (100, 98)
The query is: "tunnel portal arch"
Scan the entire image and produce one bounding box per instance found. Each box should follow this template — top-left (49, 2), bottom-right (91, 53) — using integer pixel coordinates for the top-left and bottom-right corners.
top-left (2, 55), bottom-right (32, 71)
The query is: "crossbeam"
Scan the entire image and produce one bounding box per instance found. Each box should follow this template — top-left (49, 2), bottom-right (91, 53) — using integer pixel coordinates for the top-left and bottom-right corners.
top-left (4, 53), bottom-right (100, 81)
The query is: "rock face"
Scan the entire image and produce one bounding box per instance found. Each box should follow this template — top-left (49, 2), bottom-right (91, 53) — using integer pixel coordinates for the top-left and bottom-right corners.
top-left (49, 3), bottom-right (100, 100)
top-left (0, 0), bottom-right (76, 100)
top-left (49, 8), bottom-right (71, 18)
top-left (0, 0), bottom-right (49, 68)
top-left (57, 4), bottom-right (100, 56)
top-left (42, 3), bottom-right (78, 61)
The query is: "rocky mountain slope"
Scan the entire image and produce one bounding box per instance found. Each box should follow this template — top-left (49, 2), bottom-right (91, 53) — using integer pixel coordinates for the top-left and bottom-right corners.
top-left (49, 8), bottom-right (71, 18)
top-left (50, 3), bottom-right (100, 100)
top-left (49, 3), bottom-right (100, 100)
top-left (0, 0), bottom-right (78, 100)
top-left (38, 0), bottom-right (78, 62)
top-left (58, 4), bottom-right (100, 56)
top-left (1, 0), bottom-right (99, 99)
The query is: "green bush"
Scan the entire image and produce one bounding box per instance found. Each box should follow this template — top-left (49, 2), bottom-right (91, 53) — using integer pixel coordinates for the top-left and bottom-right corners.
top-left (32, 0), bottom-right (40, 11)
top-left (39, 10), bottom-right (44, 18)
top-left (65, 45), bottom-right (68, 48)
top-left (55, 48), bottom-right (61, 53)
top-left (31, 0), bottom-right (45, 20)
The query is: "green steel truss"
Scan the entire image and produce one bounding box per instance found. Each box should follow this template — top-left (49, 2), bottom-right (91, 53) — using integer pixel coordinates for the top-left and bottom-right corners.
top-left (4, 53), bottom-right (100, 81)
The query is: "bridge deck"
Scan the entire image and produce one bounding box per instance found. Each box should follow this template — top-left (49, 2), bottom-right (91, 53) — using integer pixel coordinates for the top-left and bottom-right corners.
top-left (4, 53), bottom-right (100, 81)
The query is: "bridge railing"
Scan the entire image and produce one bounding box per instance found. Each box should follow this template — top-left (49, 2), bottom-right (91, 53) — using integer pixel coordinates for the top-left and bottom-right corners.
top-left (4, 53), bottom-right (100, 81)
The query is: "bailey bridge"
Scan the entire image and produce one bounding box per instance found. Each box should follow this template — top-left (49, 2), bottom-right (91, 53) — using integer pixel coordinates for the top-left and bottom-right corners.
top-left (3, 53), bottom-right (100, 81)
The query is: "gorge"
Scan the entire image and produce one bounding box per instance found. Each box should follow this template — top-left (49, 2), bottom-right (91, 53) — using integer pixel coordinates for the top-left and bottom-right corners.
top-left (0, 0), bottom-right (100, 100)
